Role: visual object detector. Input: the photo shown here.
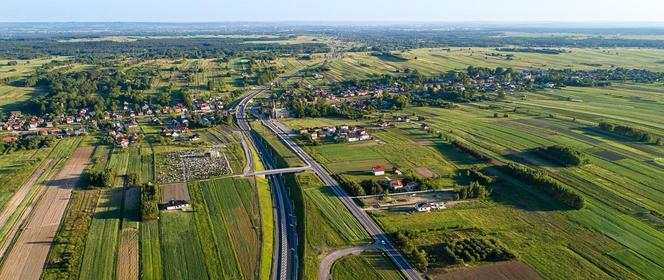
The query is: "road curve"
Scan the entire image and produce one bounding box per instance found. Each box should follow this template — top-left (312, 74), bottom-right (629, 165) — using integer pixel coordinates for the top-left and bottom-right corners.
top-left (318, 245), bottom-right (376, 280)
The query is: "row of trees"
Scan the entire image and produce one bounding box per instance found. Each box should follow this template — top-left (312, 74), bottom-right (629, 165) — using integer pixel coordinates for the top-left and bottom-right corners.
top-left (465, 168), bottom-right (496, 186)
top-left (502, 163), bottom-right (585, 209)
top-left (85, 168), bottom-right (116, 188)
top-left (441, 238), bottom-right (514, 265)
top-left (140, 182), bottom-right (160, 221)
top-left (598, 122), bottom-right (663, 145)
top-left (340, 179), bottom-right (386, 196)
top-left (452, 140), bottom-right (492, 162)
top-left (454, 182), bottom-right (491, 200)
top-left (538, 145), bottom-right (588, 167)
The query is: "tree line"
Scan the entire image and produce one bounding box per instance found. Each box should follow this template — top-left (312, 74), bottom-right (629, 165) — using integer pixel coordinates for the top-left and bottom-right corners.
top-left (502, 163), bottom-right (585, 209)
top-left (598, 122), bottom-right (663, 145)
top-left (537, 145), bottom-right (589, 167)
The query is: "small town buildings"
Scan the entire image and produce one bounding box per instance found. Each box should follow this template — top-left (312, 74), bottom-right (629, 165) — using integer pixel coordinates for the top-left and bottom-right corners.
top-left (164, 200), bottom-right (190, 210)
top-left (372, 166), bottom-right (385, 176)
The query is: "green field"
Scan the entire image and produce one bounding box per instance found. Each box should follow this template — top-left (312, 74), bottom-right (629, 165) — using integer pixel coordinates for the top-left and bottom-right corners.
top-left (255, 175), bottom-right (274, 280)
top-left (319, 48), bottom-right (664, 83)
top-left (360, 99), bottom-right (664, 279)
top-left (286, 172), bottom-right (370, 279)
top-left (140, 220), bottom-right (163, 280)
top-left (331, 251), bottom-right (405, 280)
top-left (253, 121), bottom-right (305, 168)
top-left (159, 211), bottom-right (209, 280)
top-left (78, 148), bottom-right (131, 280)
top-left (275, 79), bottom-right (664, 279)
top-left (78, 188), bottom-right (124, 280)
top-left (139, 176), bottom-right (263, 280)
top-left (299, 127), bottom-right (472, 185)
top-left (189, 177), bottom-right (261, 279)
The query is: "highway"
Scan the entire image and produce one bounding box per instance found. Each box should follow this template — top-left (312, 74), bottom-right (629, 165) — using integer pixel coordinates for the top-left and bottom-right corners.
top-left (234, 77), bottom-right (298, 280)
top-left (263, 119), bottom-right (423, 280)
top-left (235, 68), bottom-right (421, 279)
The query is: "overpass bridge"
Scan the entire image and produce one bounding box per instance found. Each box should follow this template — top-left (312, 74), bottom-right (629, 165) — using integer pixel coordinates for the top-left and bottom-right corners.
top-left (249, 166), bottom-right (311, 177)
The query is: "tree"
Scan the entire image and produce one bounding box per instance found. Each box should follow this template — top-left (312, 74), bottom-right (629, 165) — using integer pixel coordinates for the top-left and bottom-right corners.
top-left (393, 95), bottom-right (409, 109)
top-left (140, 182), bottom-right (160, 220)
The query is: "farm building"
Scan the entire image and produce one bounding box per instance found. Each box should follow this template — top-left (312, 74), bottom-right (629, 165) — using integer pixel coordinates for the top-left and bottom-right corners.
top-left (164, 200), bottom-right (190, 211)
top-left (372, 166), bottom-right (385, 176)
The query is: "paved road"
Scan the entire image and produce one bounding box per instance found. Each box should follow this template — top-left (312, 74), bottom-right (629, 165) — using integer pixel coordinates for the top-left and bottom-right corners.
top-left (263, 119), bottom-right (423, 280)
top-left (318, 245), bottom-right (377, 280)
top-left (250, 166), bottom-right (311, 177)
top-left (233, 77), bottom-right (299, 280)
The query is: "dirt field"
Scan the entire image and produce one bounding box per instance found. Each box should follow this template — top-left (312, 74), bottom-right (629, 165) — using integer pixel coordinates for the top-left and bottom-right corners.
top-left (592, 149), bottom-right (628, 161)
top-left (0, 159), bottom-right (52, 257)
top-left (0, 147), bottom-right (93, 280)
top-left (116, 187), bottom-right (140, 280)
top-left (437, 260), bottom-right (543, 280)
top-left (161, 183), bottom-right (190, 203)
top-left (414, 166), bottom-right (436, 178)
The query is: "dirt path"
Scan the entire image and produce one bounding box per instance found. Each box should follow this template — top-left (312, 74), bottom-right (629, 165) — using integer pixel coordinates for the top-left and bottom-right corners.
top-left (0, 159), bottom-right (52, 258)
top-left (318, 244), bottom-right (377, 280)
top-left (116, 187), bottom-right (140, 280)
top-left (0, 147), bottom-right (93, 280)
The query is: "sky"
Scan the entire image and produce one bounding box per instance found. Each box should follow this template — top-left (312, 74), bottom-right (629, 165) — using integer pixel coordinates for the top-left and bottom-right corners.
top-left (2, 0), bottom-right (664, 23)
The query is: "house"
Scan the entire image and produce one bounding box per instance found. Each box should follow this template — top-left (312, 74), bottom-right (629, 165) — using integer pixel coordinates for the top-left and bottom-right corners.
top-left (1, 136), bottom-right (18, 143)
top-left (378, 120), bottom-right (390, 127)
top-left (405, 181), bottom-right (419, 191)
top-left (164, 200), bottom-right (190, 210)
top-left (372, 166), bottom-right (385, 176)
top-left (199, 103), bottom-right (212, 113)
top-left (392, 167), bottom-right (402, 175)
top-left (389, 179), bottom-right (404, 190)
top-left (119, 138), bottom-right (130, 148)
top-left (189, 134), bottom-right (201, 142)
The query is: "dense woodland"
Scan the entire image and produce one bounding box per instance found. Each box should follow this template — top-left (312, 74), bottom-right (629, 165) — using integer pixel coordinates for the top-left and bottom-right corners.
top-left (0, 37), bottom-right (329, 60)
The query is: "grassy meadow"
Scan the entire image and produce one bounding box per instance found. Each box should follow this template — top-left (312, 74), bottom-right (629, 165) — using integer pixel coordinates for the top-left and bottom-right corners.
top-left (331, 251), bottom-right (405, 280)
top-left (318, 48), bottom-right (664, 84)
